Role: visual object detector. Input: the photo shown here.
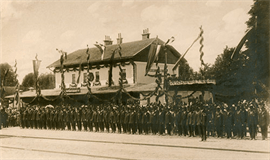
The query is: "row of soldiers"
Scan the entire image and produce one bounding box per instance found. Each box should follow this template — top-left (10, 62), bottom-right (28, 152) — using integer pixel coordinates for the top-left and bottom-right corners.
top-left (18, 100), bottom-right (269, 140)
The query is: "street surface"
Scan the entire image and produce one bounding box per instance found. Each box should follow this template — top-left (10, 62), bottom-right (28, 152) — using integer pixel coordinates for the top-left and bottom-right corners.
top-left (0, 127), bottom-right (269, 160)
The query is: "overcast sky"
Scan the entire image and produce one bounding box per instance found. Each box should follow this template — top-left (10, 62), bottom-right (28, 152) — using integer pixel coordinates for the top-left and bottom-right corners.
top-left (1, 0), bottom-right (253, 83)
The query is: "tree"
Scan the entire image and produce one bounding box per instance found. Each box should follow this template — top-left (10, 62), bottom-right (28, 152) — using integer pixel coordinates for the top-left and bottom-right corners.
top-left (178, 62), bottom-right (194, 80)
top-left (21, 72), bottom-right (55, 91)
top-left (0, 63), bottom-right (17, 86)
top-left (244, 0), bottom-right (269, 98)
top-left (211, 0), bottom-right (270, 102)
top-left (39, 73), bottom-right (55, 89)
top-left (21, 73), bottom-right (35, 90)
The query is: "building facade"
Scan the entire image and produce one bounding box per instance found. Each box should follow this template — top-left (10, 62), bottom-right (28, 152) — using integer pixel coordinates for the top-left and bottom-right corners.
top-left (48, 30), bottom-right (184, 91)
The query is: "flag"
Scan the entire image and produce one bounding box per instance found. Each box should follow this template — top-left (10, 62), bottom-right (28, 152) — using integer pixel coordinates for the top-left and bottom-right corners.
top-left (145, 38), bottom-right (161, 76)
top-left (108, 45), bottom-right (122, 86)
top-left (77, 63), bottom-right (82, 84)
top-left (231, 27), bottom-right (254, 59)
top-left (94, 42), bottom-right (106, 60)
top-left (86, 44), bottom-right (90, 62)
top-left (165, 36), bottom-right (175, 45)
top-left (32, 60), bottom-right (41, 77)
top-left (155, 45), bottom-right (161, 66)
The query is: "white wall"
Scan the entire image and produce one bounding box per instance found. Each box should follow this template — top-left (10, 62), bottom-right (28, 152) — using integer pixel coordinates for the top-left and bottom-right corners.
top-left (54, 64), bottom-right (134, 88)
top-left (54, 61), bottom-right (179, 89)
top-left (135, 61), bottom-right (179, 84)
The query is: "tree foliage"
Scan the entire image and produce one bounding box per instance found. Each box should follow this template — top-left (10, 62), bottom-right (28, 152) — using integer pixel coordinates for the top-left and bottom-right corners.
top-left (21, 72), bottom-right (55, 90)
top-left (39, 73), bottom-right (55, 89)
top-left (0, 63), bottom-right (17, 86)
top-left (245, 0), bottom-right (269, 88)
top-left (21, 73), bottom-right (35, 89)
top-left (205, 0), bottom-right (270, 102)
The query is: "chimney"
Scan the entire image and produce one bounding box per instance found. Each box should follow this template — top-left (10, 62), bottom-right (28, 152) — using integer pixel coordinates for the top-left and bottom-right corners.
top-left (142, 28), bottom-right (150, 40)
top-left (104, 35), bottom-right (113, 45)
top-left (117, 33), bottom-right (123, 44)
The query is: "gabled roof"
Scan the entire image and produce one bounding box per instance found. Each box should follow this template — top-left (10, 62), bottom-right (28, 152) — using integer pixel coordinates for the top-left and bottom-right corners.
top-left (48, 38), bottom-right (158, 68)
top-left (47, 38), bottom-right (183, 68)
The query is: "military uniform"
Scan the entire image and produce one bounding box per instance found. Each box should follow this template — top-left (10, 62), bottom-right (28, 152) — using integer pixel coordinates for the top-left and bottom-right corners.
top-left (215, 107), bottom-right (223, 138)
top-left (201, 109), bottom-right (207, 141)
top-left (259, 107), bottom-right (269, 140)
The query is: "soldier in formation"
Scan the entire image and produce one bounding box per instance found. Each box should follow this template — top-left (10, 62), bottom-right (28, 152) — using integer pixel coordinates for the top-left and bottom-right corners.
top-left (16, 99), bottom-right (269, 140)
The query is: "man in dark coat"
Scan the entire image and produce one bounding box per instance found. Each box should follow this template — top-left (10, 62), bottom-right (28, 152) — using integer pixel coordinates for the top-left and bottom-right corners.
top-left (87, 107), bottom-right (93, 131)
top-left (129, 108), bottom-right (136, 134)
top-left (248, 104), bottom-right (257, 140)
top-left (259, 105), bottom-right (269, 140)
top-left (158, 107), bottom-right (165, 135)
top-left (136, 107), bottom-right (142, 134)
top-left (65, 108), bottom-right (71, 130)
top-left (116, 108), bottom-right (122, 133)
top-left (124, 108), bottom-right (130, 133)
top-left (75, 108), bottom-right (81, 131)
top-left (225, 107), bottom-right (233, 139)
top-left (120, 107), bottom-right (126, 133)
top-left (103, 108), bottom-right (109, 132)
top-left (201, 107), bottom-right (207, 141)
top-left (92, 108), bottom-right (98, 132)
top-left (165, 108), bottom-right (172, 135)
top-left (81, 107), bottom-right (87, 131)
top-left (109, 108), bottom-right (116, 133)
top-left (215, 106), bottom-right (223, 138)
top-left (71, 108), bottom-right (76, 131)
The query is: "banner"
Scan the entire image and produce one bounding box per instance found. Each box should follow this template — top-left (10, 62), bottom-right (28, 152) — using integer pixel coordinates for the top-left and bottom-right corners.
top-left (145, 38), bottom-right (160, 76)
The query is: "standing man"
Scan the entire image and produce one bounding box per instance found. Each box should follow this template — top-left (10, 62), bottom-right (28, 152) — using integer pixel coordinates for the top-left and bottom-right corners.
top-left (248, 104), bottom-right (257, 140)
top-left (201, 107), bottom-right (207, 141)
top-left (215, 106), bottom-right (223, 138)
top-left (259, 104), bottom-right (269, 140)
top-left (225, 107), bottom-right (233, 139)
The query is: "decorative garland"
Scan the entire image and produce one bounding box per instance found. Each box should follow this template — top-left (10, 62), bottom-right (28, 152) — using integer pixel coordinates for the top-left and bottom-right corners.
top-left (199, 26), bottom-right (205, 67)
top-left (14, 60), bottom-right (20, 105)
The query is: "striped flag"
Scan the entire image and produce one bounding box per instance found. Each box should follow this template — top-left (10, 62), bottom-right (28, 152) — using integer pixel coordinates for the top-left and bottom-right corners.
top-left (145, 38), bottom-right (161, 76)
top-left (231, 27), bottom-right (254, 59)
top-left (94, 42), bottom-right (106, 60)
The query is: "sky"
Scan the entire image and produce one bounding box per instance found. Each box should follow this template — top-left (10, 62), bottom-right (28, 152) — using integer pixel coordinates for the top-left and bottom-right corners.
top-left (1, 0), bottom-right (254, 83)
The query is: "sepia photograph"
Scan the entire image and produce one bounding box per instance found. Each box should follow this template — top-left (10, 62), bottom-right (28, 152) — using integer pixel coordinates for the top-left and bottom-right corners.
top-left (0, 0), bottom-right (269, 159)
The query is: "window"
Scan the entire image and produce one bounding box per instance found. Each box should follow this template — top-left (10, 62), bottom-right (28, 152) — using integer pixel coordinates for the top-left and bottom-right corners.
top-left (72, 74), bottom-right (76, 84)
top-left (120, 69), bottom-right (128, 84)
top-left (83, 73), bottom-right (87, 83)
top-left (121, 69), bottom-right (126, 80)
top-left (95, 71), bottom-right (100, 82)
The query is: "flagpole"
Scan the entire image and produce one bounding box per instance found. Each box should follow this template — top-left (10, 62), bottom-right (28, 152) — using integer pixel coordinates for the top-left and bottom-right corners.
top-left (164, 47), bottom-right (168, 104)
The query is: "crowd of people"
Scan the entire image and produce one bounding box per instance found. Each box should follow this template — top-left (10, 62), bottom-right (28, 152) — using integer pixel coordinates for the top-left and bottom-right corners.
top-left (0, 107), bottom-right (18, 129)
top-left (6, 99), bottom-right (268, 141)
